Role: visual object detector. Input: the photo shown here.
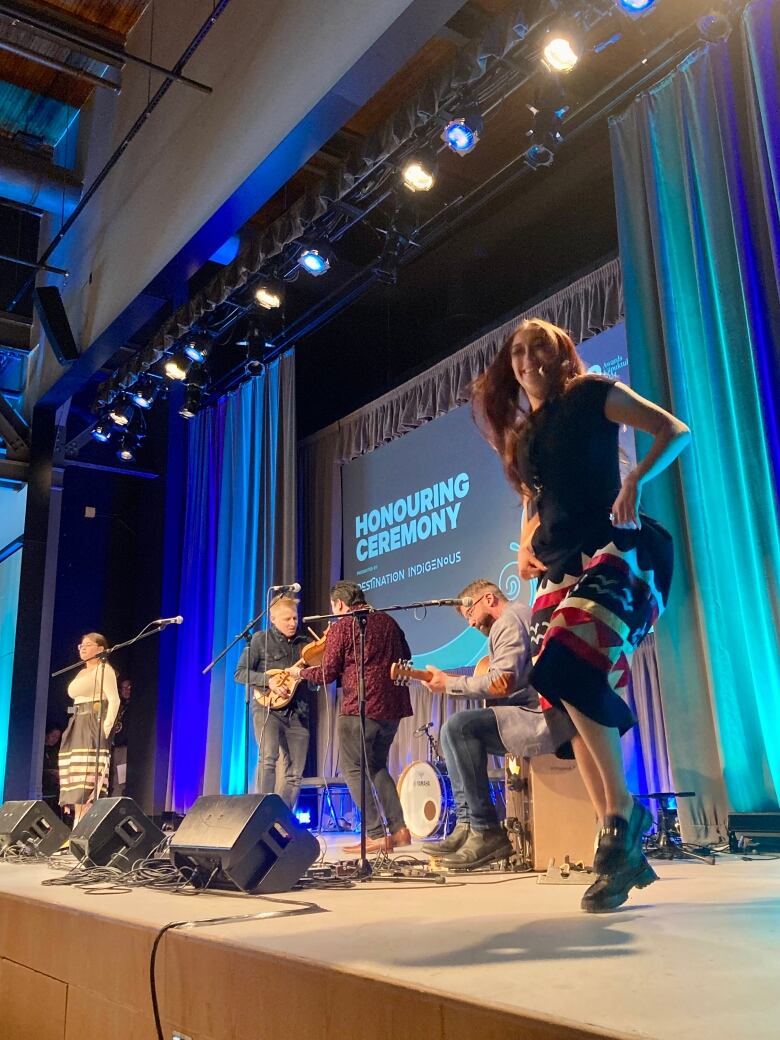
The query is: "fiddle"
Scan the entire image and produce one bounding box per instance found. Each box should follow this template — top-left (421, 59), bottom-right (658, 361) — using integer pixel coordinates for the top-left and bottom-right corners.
top-left (254, 625), bottom-right (331, 710)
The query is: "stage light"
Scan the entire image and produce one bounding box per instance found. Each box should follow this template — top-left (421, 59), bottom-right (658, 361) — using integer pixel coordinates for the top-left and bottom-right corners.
top-left (164, 354), bottom-right (190, 381)
top-left (698, 11), bottom-right (731, 42)
top-left (442, 107), bottom-right (483, 156)
top-left (128, 378), bottom-right (157, 410)
top-left (401, 149), bottom-right (437, 193)
top-left (179, 386), bottom-right (202, 419)
top-left (182, 334), bottom-right (212, 364)
top-left (298, 243), bottom-right (332, 277)
top-left (244, 327), bottom-right (267, 376)
top-left (254, 283), bottom-right (283, 310)
top-left (108, 397), bottom-right (134, 427)
top-left (91, 421), bottom-right (111, 443)
top-left (523, 96), bottom-right (566, 170)
top-left (116, 436), bottom-right (136, 462)
top-left (617, 0), bottom-right (657, 13)
top-left (541, 22), bottom-right (582, 73)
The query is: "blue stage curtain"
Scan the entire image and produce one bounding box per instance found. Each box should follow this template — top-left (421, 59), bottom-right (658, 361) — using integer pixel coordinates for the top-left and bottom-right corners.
top-left (0, 549), bottom-right (23, 800)
top-left (165, 354), bottom-right (296, 813)
top-left (610, 0), bottom-right (780, 838)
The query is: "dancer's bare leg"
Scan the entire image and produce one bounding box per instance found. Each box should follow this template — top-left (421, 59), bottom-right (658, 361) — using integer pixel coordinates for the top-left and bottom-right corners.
top-left (571, 733), bottom-right (607, 824)
top-left (563, 703), bottom-right (633, 820)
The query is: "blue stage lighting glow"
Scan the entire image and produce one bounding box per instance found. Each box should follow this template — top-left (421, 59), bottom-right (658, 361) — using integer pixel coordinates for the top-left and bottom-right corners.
top-left (299, 248), bottom-right (330, 276)
top-left (91, 421), bottom-right (111, 442)
top-left (443, 118), bottom-right (480, 155)
top-left (295, 809), bottom-right (312, 826)
top-left (183, 336), bottom-right (210, 364)
top-left (618, 0), bottom-right (657, 12)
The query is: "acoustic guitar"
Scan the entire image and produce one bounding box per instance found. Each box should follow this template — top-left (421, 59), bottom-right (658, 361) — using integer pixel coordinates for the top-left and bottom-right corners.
top-left (390, 655), bottom-right (513, 697)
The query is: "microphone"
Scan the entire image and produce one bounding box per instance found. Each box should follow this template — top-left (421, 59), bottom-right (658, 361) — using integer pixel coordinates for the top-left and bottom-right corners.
top-left (153, 615), bottom-right (184, 627)
top-left (416, 597), bottom-right (473, 608)
top-left (269, 582), bottom-right (301, 594)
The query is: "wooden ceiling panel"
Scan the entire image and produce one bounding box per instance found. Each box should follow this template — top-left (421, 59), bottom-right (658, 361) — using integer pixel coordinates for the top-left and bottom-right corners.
top-left (35, 0), bottom-right (149, 40)
top-left (344, 36), bottom-right (458, 138)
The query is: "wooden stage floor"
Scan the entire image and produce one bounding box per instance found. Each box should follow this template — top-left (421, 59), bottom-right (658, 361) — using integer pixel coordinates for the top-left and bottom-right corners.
top-left (0, 835), bottom-right (778, 1040)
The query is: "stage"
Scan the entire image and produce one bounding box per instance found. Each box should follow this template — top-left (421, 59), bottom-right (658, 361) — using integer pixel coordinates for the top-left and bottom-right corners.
top-left (1, 837), bottom-right (778, 1040)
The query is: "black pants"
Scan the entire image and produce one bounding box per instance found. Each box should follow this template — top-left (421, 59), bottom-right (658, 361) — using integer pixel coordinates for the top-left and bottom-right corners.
top-left (252, 708), bottom-right (309, 810)
top-left (337, 715), bottom-right (405, 838)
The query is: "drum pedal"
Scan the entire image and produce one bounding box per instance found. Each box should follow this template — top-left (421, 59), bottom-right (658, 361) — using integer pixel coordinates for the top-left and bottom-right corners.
top-left (536, 856), bottom-right (594, 885)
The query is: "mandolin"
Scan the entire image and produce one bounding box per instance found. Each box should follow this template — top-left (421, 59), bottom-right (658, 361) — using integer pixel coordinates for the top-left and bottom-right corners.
top-left (253, 626), bottom-right (330, 710)
top-left (390, 655), bottom-right (513, 698)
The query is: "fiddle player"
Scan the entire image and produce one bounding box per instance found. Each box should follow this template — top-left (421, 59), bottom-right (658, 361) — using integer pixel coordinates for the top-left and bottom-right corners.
top-left (234, 594), bottom-right (316, 809)
top-left (289, 581), bottom-right (413, 854)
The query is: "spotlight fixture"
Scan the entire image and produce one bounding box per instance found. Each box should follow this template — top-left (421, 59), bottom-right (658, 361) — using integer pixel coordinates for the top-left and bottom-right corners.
top-left (401, 149), bottom-right (437, 192)
top-left (182, 334), bottom-right (212, 364)
top-left (523, 93), bottom-right (567, 170)
top-left (617, 0), bottom-right (657, 13)
top-left (441, 106), bottom-right (483, 156)
top-left (244, 326), bottom-right (268, 375)
top-left (116, 436), bottom-right (136, 462)
top-left (164, 354), bottom-right (190, 381)
top-left (298, 242), bottom-right (333, 277)
top-left (91, 421), bottom-right (112, 443)
top-left (179, 385), bottom-right (202, 419)
top-left (128, 377), bottom-right (157, 410)
top-left (698, 11), bottom-right (731, 43)
top-left (108, 397), bottom-right (135, 427)
top-left (254, 283), bottom-right (284, 310)
top-left (541, 24), bottom-right (582, 73)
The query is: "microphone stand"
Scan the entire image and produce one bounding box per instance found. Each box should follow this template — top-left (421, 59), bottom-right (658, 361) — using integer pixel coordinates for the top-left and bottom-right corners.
top-left (203, 600), bottom-right (272, 796)
top-left (304, 598), bottom-right (457, 881)
top-left (52, 621), bottom-right (175, 808)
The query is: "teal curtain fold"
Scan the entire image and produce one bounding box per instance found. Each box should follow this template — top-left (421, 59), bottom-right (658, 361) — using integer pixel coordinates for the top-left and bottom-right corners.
top-left (0, 549), bottom-right (23, 800)
top-left (610, 1), bottom-right (780, 833)
top-left (165, 354), bottom-right (296, 813)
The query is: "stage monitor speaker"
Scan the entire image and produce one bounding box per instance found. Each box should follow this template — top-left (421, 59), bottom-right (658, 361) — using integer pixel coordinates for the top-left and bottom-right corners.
top-left (0, 800), bottom-right (69, 858)
top-left (33, 285), bottom-right (79, 364)
top-left (169, 793), bottom-right (320, 894)
top-left (506, 755), bottom-right (598, 870)
top-left (70, 797), bottom-right (164, 871)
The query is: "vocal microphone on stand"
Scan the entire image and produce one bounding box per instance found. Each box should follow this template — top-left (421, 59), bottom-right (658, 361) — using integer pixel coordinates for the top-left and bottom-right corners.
top-left (269, 582), bottom-right (301, 593)
top-left (415, 596), bottom-right (473, 608)
top-left (152, 615), bottom-right (184, 627)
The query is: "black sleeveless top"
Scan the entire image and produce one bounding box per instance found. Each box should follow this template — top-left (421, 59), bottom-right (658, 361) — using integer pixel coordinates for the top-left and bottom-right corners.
top-left (522, 376), bottom-right (623, 571)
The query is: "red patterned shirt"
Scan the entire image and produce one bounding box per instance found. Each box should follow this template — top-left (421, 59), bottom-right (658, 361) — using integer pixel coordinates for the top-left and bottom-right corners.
top-left (299, 609), bottom-right (413, 721)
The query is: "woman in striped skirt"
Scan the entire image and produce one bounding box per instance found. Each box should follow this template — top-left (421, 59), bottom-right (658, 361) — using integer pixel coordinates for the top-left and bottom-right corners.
top-left (59, 632), bottom-right (120, 823)
top-left (473, 318), bottom-right (690, 912)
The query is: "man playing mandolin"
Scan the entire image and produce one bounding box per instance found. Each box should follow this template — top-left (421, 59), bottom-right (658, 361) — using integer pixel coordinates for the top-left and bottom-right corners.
top-left (234, 595), bottom-right (315, 809)
top-left (418, 579), bottom-right (575, 870)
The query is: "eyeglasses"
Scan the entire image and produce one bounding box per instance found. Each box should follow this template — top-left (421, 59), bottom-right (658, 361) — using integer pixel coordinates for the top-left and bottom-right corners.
top-left (465, 593), bottom-right (489, 619)
top-left (78, 641), bottom-right (98, 649)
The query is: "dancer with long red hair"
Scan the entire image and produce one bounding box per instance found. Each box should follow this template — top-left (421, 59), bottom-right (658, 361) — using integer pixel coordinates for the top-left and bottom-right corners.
top-left (472, 318), bottom-right (690, 911)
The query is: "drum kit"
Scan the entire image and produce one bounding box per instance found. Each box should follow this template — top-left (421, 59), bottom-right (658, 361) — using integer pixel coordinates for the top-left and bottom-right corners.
top-left (397, 723), bottom-right (456, 841)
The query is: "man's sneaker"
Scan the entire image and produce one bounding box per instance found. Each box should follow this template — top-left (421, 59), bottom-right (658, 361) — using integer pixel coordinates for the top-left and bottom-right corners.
top-left (422, 821), bottom-right (469, 858)
top-left (581, 855), bottom-right (659, 913)
top-left (439, 826), bottom-right (512, 870)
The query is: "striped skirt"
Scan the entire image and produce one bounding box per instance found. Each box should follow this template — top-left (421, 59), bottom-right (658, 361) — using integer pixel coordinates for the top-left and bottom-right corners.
top-left (58, 709), bottom-right (110, 805)
top-left (529, 519), bottom-right (673, 757)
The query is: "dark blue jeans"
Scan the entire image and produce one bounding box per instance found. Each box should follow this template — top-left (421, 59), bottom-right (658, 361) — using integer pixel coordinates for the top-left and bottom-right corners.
top-left (252, 707), bottom-right (309, 810)
top-left (439, 709), bottom-right (506, 832)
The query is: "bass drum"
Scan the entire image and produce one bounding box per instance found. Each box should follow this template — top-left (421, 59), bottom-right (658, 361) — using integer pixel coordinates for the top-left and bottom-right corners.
top-left (397, 760), bottom-right (454, 839)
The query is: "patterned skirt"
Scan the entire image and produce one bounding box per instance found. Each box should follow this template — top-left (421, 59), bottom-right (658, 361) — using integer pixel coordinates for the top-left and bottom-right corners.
top-left (58, 709), bottom-right (110, 805)
top-left (529, 518), bottom-right (673, 758)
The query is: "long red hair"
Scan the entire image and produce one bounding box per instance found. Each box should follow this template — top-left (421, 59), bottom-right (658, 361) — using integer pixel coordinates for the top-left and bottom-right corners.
top-left (471, 318), bottom-right (586, 497)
